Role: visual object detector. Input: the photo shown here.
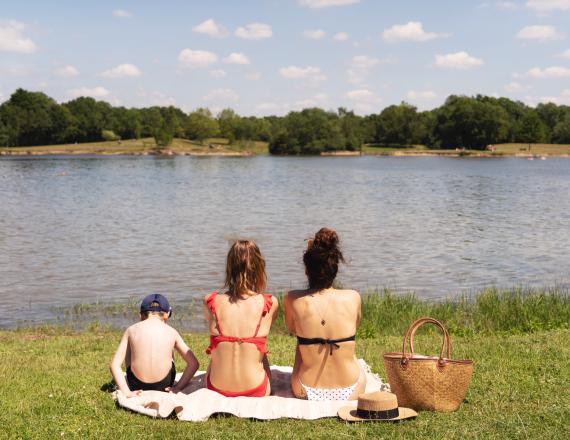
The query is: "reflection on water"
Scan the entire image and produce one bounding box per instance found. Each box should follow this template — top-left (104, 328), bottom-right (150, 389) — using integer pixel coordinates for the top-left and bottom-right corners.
top-left (1, 155), bottom-right (569, 328)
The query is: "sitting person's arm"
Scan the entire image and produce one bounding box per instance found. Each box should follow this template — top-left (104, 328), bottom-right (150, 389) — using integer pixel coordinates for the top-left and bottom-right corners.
top-left (284, 293), bottom-right (296, 335)
top-left (167, 331), bottom-right (199, 393)
top-left (109, 329), bottom-right (140, 398)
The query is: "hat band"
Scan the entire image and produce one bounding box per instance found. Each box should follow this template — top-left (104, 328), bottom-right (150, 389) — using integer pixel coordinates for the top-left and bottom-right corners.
top-left (356, 407), bottom-right (399, 420)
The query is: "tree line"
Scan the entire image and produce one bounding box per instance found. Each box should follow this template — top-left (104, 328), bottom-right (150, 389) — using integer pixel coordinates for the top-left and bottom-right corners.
top-left (1, 88), bottom-right (569, 153)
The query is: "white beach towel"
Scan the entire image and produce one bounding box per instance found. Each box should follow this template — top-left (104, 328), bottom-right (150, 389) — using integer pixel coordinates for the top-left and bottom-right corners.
top-left (113, 359), bottom-right (389, 421)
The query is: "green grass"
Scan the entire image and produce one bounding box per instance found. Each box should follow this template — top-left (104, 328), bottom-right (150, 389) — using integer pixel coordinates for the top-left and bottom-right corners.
top-left (361, 143), bottom-right (570, 157)
top-left (2, 287), bottom-right (570, 438)
top-left (491, 143), bottom-right (570, 156)
top-left (51, 287), bottom-right (570, 336)
top-left (0, 137), bottom-right (269, 156)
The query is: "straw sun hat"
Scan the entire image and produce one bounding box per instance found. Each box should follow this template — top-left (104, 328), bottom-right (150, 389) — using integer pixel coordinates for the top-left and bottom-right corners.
top-left (338, 391), bottom-right (417, 422)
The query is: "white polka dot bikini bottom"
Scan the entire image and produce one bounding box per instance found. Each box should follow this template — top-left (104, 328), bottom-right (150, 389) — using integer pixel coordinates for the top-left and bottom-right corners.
top-left (300, 381), bottom-right (358, 401)
top-left (299, 370), bottom-right (361, 401)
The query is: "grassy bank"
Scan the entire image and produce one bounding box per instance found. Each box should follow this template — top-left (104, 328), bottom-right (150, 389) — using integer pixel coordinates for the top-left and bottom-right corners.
top-left (0, 137), bottom-right (269, 156)
top-left (2, 288), bottom-right (569, 439)
top-left (4, 140), bottom-right (570, 158)
top-left (362, 143), bottom-right (570, 157)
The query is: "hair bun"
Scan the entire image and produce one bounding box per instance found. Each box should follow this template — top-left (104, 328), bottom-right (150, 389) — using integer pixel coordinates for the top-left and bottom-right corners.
top-left (312, 227), bottom-right (339, 251)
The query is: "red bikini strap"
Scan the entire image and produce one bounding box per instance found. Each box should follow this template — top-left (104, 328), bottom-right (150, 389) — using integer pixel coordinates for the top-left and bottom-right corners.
top-left (205, 291), bottom-right (224, 335)
top-left (253, 294), bottom-right (273, 337)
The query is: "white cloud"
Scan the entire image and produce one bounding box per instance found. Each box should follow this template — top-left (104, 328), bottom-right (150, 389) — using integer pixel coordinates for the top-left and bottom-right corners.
top-left (496, 1), bottom-right (520, 9)
top-left (526, 66), bottom-right (570, 78)
top-left (256, 102), bottom-right (282, 113)
top-left (346, 89), bottom-right (380, 103)
top-left (382, 21), bottom-right (450, 43)
top-left (504, 81), bottom-right (528, 92)
top-left (222, 52), bottom-right (250, 65)
top-left (55, 65), bottom-right (79, 78)
top-left (112, 9), bottom-right (132, 18)
top-left (178, 49), bottom-right (218, 68)
top-left (0, 20), bottom-right (37, 53)
top-left (298, 0), bottom-right (360, 8)
top-left (517, 25), bottom-right (564, 41)
top-left (100, 63), bottom-right (142, 78)
top-left (351, 55), bottom-right (381, 69)
top-left (192, 19), bottom-right (228, 38)
top-left (68, 86), bottom-right (110, 99)
top-left (209, 69), bottom-right (227, 78)
top-left (137, 89), bottom-right (176, 106)
top-left (235, 23), bottom-right (272, 40)
top-left (303, 29), bottom-right (326, 40)
top-left (536, 89), bottom-right (570, 105)
top-left (558, 49), bottom-right (570, 58)
top-left (245, 72), bottom-right (262, 80)
top-left (280, 65), bottom-right (327, 81)
top-left (203, 88), bottom-right (239, 102)
top-left (0, 64), bottom-right (30, 77)
top-left (333, 32), bottom-right (349, 41)
top-left (254, 94), bottom-right (328, 115)
top-left (434, 51), bottom-right (484, 69)
top-left (406, 90), bottom-right (437, 100)
top-left (526, 0), bottom-right (570, 11)
top-left (347, 55), bottom-right (395, 84)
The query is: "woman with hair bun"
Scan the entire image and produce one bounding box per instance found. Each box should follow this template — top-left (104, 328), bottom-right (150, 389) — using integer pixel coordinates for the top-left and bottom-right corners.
top-left (204, 240), bottom-right (278, 397)
top-left (285, 228), bottom-right (365, 401)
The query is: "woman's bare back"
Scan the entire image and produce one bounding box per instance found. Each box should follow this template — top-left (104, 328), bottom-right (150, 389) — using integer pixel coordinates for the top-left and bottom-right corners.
top-left (286, 288), bottom-right (364, 395)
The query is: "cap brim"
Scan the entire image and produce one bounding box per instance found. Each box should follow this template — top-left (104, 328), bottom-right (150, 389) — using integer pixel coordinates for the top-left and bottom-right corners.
top-left (337, 406), bottom-right (417, 422)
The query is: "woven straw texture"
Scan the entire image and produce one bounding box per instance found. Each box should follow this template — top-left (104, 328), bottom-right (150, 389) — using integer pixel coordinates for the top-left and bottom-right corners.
top-left (383, 317), bottom-right (473, 412)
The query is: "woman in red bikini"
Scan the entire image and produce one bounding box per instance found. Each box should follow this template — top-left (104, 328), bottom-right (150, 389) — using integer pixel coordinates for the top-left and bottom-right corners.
top-left (204, 240), bottom-right (278, 397)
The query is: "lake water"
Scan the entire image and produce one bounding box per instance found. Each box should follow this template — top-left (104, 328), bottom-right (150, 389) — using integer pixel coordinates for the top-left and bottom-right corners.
top-left (1, 155), bottom-right (569, 329)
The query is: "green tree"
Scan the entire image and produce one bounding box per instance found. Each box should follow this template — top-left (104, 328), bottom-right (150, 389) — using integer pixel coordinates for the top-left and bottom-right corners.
top-left (517, 110), bottom-right (547, 144)
top-left (0, 88), bottom-right (63, 146)
top-left (435, 96), bottom-right (509, 149)
top-left (186, 108), bottom-right (219, 142)
top-left (0, 119), bottom-right (9, 147)
top-left (217, 108), bottom-right (240, 142)
top-left (64, 97), bottom-right (110, 142)
top-left (552, 113), bottom-right (570, 143)
top-left (536, 102), bottom-right (564, 141)
top-left (372, 103), bottom-right (424, 146)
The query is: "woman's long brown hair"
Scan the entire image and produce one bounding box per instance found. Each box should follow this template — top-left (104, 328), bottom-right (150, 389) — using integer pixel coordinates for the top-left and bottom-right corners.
top-left (225, 240), bottom-right (267, 301)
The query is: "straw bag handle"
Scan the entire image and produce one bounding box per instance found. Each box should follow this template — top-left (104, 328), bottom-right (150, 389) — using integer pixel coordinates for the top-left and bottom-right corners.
top-left (407, 317), bottom-right (452, 358)
top-left (401, 317), bottom-right (452, 365)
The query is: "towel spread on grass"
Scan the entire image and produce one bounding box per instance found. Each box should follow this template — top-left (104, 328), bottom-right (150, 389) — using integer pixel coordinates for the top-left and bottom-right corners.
top-left (113, 359), bottom-right (389, 421)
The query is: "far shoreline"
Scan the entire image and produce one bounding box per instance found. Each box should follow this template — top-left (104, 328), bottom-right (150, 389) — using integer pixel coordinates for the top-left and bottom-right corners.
top-left (2, 138), bottom-right (570, 158)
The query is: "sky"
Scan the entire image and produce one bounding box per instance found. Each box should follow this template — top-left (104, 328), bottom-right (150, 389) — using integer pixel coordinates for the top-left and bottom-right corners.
top-left (1, 0), bottom-right (570, 116)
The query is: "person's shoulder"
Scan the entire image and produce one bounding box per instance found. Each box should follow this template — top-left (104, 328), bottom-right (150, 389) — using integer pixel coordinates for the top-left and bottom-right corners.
top-left (165, 323), bottom-right (182, 338)
top-left (204, 290), bottom-right (219, 304)
top-left (286, 289), bottom-right (309, 301)
top-left (265, 293), bottom-right (279, 309)
top-left (337, 288), bottom-right (361, 301)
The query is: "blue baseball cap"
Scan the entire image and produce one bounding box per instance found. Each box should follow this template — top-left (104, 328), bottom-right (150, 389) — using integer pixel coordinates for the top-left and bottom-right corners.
top-left (140, 293), bottom-right (171, 314)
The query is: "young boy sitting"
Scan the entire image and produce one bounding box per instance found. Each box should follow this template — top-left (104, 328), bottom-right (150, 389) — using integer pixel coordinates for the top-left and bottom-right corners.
top-left (110, 293), bottom-right (199, 397)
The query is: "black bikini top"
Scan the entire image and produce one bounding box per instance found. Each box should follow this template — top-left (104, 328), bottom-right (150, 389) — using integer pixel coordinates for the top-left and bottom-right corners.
top-left (296, 335), bottom-right (356, 355)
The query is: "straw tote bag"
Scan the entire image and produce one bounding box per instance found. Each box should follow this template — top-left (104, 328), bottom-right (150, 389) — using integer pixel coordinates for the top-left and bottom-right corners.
top-left (383, 317), bottom-right (473, 412)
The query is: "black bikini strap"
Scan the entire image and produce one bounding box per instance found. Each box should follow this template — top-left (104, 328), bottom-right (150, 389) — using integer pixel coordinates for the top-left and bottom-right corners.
top-left (296, 335), bottom-right (356, 355)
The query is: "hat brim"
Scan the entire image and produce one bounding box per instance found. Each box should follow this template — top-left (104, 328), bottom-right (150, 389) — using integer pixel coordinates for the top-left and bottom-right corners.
top-left (337, 406), bottom-right (417, 422)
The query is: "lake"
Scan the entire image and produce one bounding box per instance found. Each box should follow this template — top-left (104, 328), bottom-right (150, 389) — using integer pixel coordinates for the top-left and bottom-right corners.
top-left (1, 155), bottom-right (569, 329)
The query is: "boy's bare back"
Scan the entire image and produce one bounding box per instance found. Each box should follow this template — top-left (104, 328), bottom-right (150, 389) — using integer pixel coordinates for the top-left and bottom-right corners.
top-left (126, 317), bottom-right (178, 383)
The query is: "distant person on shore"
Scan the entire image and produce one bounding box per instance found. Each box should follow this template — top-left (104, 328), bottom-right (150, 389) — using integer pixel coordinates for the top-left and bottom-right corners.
top-left (204, 240), bottom-right (278, 397)
top-left (110, 294), bottom-right (199, 397)
top-left (285, 228), bottom-right (366, 400)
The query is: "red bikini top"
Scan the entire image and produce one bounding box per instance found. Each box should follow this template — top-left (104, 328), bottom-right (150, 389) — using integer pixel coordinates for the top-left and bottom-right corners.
top-left (205, 291), bottom-right (273, 355)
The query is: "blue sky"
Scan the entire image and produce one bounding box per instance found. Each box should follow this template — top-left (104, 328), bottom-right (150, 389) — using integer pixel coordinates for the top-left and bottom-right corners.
top-left (1, 0), bottom-right (570, 115)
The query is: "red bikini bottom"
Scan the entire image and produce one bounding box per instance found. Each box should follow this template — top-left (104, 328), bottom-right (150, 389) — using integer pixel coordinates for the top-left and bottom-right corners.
top-left (206, 373), bottom-right (269, 397)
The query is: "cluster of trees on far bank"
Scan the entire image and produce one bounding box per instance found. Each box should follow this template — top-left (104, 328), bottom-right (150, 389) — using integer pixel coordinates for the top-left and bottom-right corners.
top-left (1, 88), bottom-right (570, 153)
